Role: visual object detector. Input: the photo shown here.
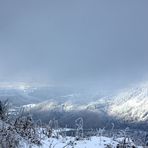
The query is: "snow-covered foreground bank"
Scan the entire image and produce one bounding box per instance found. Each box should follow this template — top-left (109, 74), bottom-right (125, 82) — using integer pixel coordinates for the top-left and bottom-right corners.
top-left (0, 100), bottom-right (144, 148)
top-left (21, 135), bottom-right (142, 148)
top-left (32, 136), bottom-right (117, 148)
top-left (0, 119), bottom-right (143, 148)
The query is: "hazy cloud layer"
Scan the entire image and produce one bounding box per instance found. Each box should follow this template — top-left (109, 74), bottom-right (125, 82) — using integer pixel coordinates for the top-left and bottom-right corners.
top-left (0, 0), bottom-right (148, 90)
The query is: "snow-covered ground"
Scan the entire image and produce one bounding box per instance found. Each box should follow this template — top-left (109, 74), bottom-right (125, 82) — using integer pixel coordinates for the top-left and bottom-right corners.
top-left (23, 136), bottom-right (117, 148)
top-left (21, 135), bottom-right (143, 148)
top-left (0, 119), bottom-right (143, 148)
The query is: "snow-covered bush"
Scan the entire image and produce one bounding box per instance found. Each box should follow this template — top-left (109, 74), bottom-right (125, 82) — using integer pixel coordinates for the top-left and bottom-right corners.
top-left (0, 100), bottom-right (44, 147)
top-left (13, 113), bottom-right (42, 146)
top-left (75, 117), bottom-right (83, 140)
top-left (42, 121), bottom-right (52, 138)
top-left (0, 120), bottom-right (22, 148)
top-left (0, 100), bottom-right (9, 120)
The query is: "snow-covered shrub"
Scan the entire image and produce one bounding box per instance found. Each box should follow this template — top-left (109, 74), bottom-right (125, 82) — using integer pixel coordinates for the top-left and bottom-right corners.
top-left (14, 113), bottom-right (42, 146)
top-left (0, 121), bottom-right (21, 148)
top-left (0, 100), bottom-right (43, 147)
top-left (0, 100), bottom-right (9, 120)
top-left (0, 100), bottom-right (21, 147)
top-left (75, 117), bottom-right (83, 140)
top-left (42, 121), bottom-right (52, 138)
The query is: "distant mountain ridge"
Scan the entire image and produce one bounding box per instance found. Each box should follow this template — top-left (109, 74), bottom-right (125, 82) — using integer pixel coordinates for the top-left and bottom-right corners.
top-left (1, 82), bottom-right (148, 124)
top-left (109, 83), bottom-right (148, 122)
top-left (24, 82), bottom-right (148, 123)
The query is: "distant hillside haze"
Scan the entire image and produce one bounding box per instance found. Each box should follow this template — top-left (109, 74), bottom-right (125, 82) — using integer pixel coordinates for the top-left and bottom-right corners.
top-left (1, 81), bottom-right (148, 127)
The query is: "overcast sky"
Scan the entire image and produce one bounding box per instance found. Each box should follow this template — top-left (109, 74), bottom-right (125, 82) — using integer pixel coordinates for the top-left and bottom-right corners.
top-left (0, 0), bottom-right (148, 90)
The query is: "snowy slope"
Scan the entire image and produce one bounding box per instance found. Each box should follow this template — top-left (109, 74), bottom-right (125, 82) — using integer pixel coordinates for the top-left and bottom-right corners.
top-left (32, 136), bottom-right (118, 148)
top-left (109, 83), bottom-right (148, 121)
top-left (21, 82), bottom-right (148, 123)
top-left (0, 119), bottom-right (142, 148)
top-left (22, 135), bottom-right (135, 148)
top-left (2, 82), bottom-right (148, 123)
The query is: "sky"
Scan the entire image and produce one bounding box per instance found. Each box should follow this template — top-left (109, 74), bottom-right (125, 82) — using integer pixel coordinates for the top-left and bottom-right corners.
top-left (0, 0), bottom-right (148, 91)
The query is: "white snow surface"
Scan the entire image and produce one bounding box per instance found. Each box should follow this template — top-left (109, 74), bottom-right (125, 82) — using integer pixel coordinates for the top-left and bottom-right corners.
top-left (19, 134), bottom-right (143, 148)
top-left (24, 136), bottom-right (118, 148)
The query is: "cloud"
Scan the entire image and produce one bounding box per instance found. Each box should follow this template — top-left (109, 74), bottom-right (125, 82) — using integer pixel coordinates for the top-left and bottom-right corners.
top-left (0, 0), bottom-right (148, 90)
